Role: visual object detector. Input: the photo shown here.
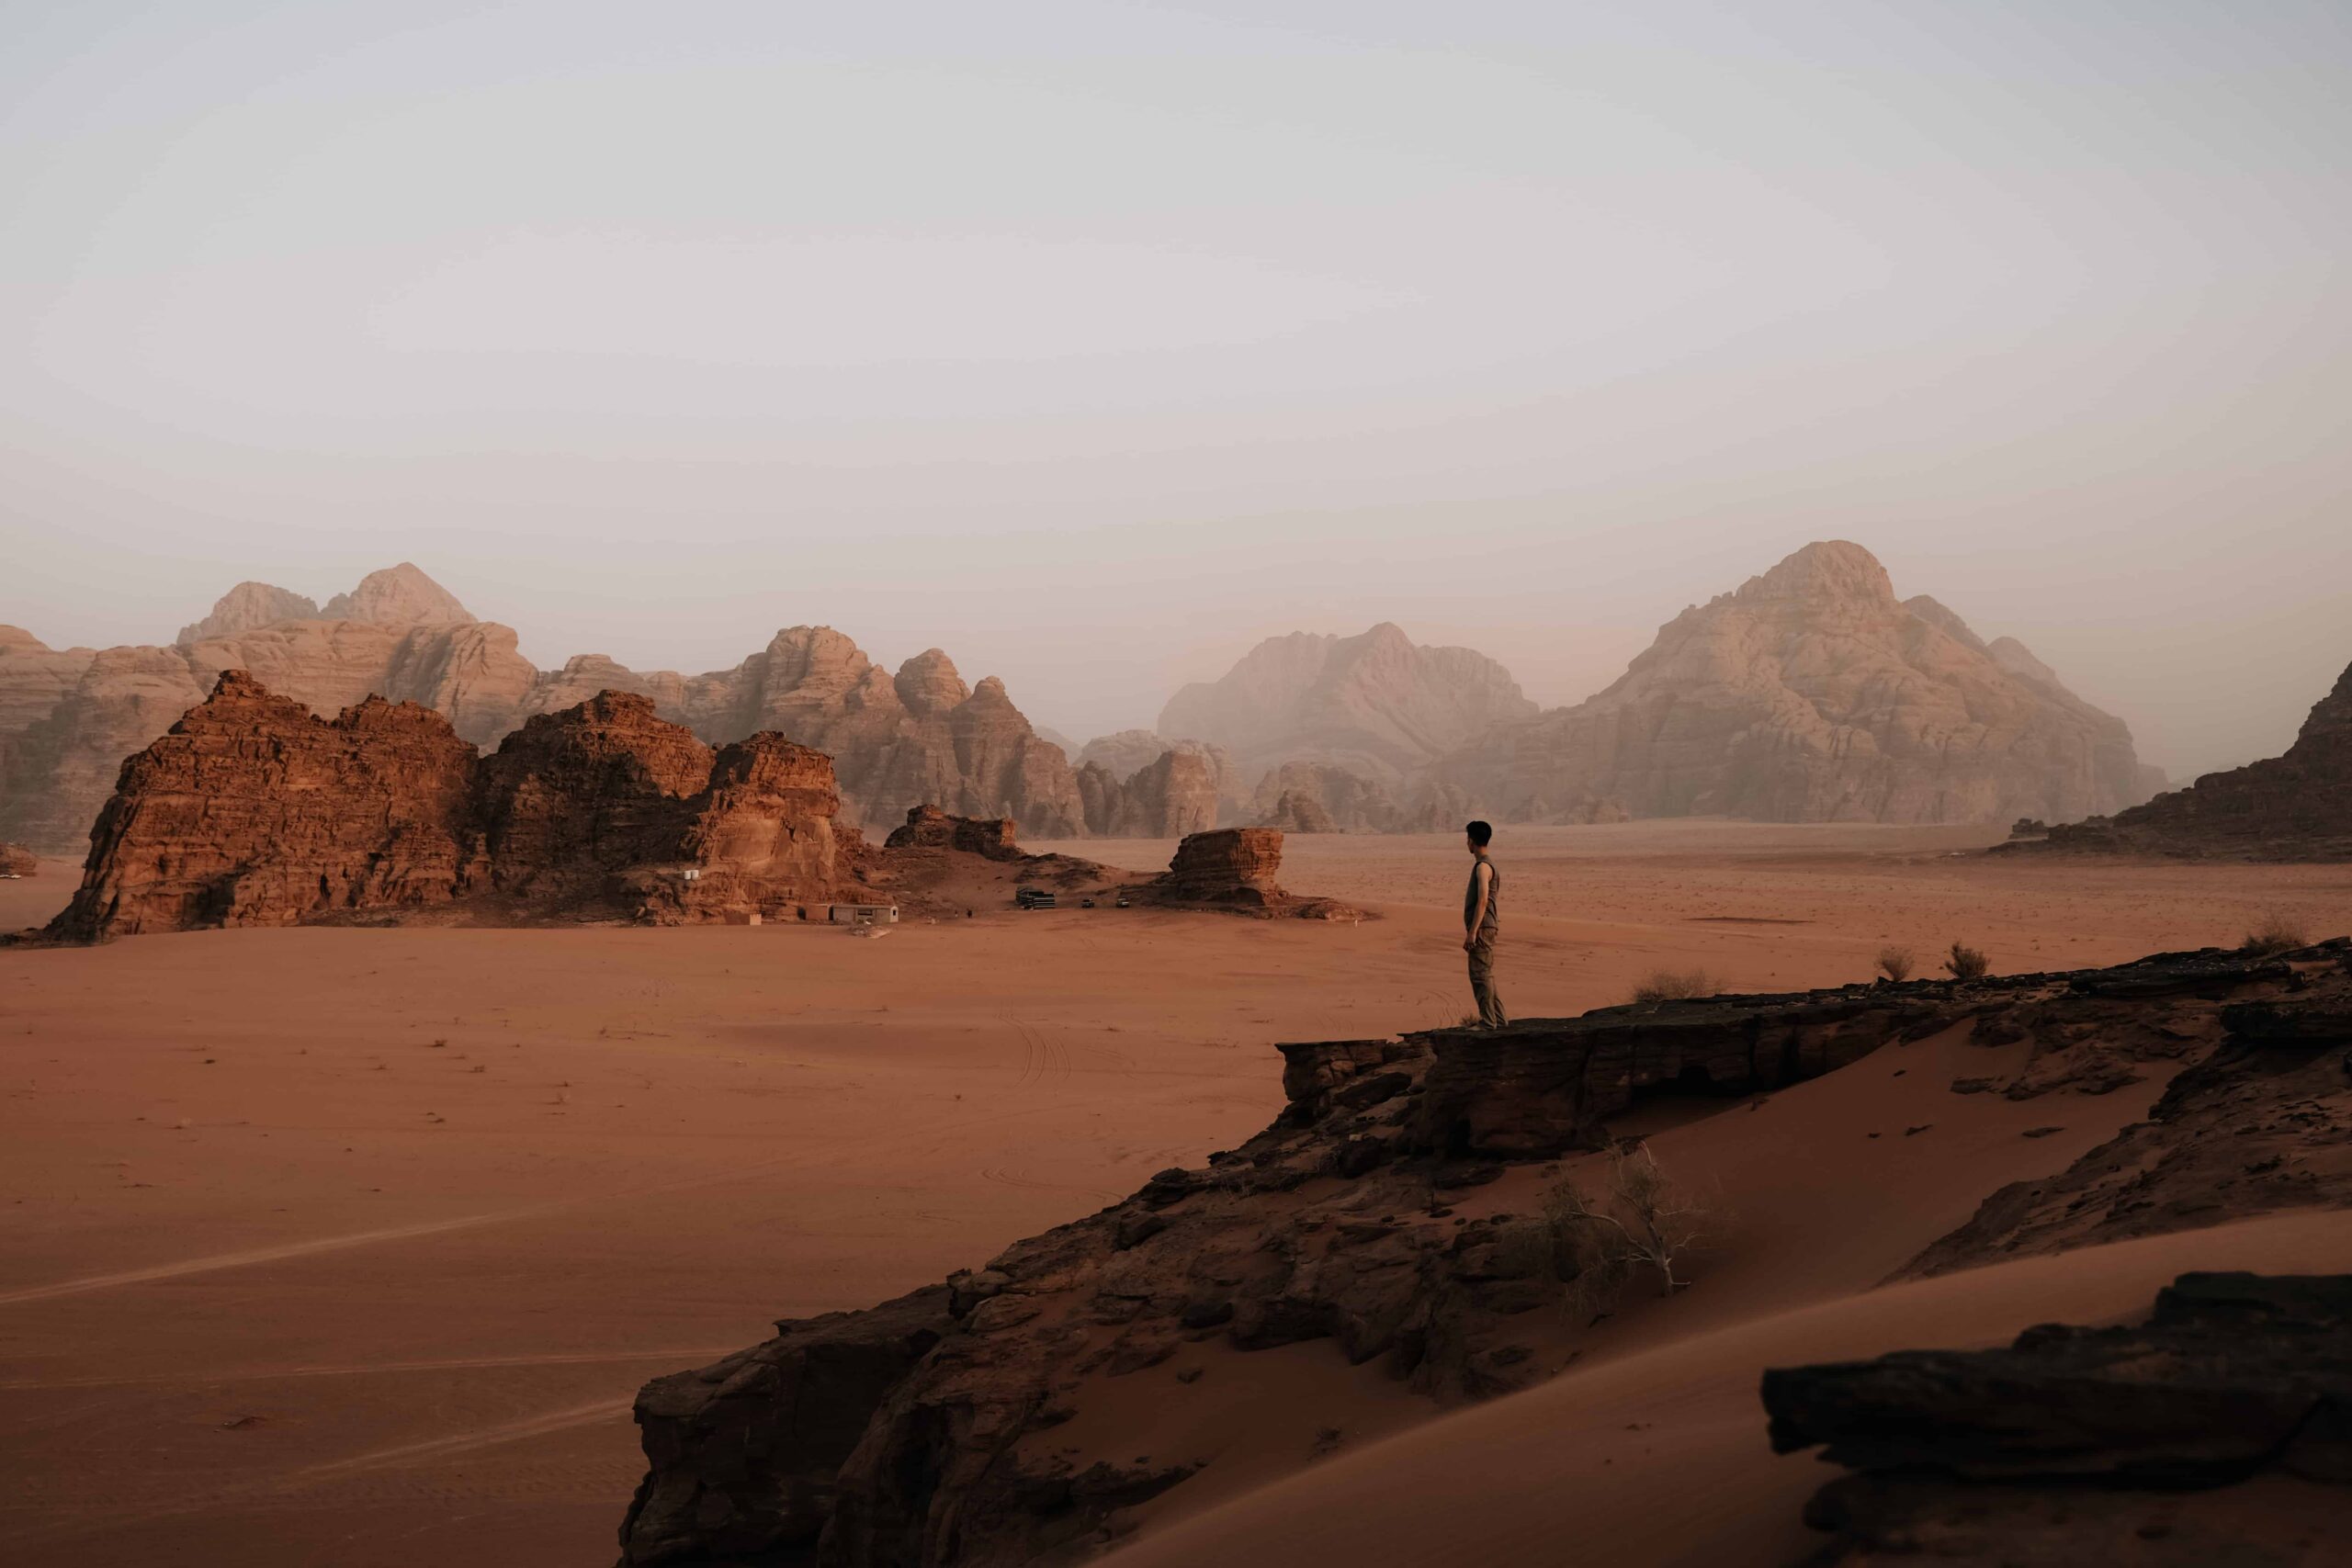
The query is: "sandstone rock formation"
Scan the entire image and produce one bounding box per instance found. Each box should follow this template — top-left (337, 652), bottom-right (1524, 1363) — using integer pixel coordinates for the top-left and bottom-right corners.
top-left (1439, 542), bottom-right (2161, 826)
top-left (1, 574), bottom-right (1085, 852)
top-left (1158, 827), bottom-right (1283, 904)
top-left (319, 562), bottom-right (477, 626)
top-left (1257, 788), bottom-right (1338, 833)
top-left (45, 671), bottom-right (868, 939)
top-left (2036, 657), bottom-right (2352, 860)
top-left (618, 942), bottom-right (2345, 1567)
top-left (1768, 1270), bottom-right (2352, 1564)
top-left (885, 804), bottom-right (1021, 861)
top-left (48, 671), bottom-right (479, 941)
top-left (1075, 728), bottom-right (1176, 782)
top-left (1077, 743), bottom-right (1230, 837)
top-left (473, 693), bottom-right (717, 903)
top-left (174, 581), bottom-right (319, 646)
top-left (0, 842), bottom-right (38, 876)
top-left (1160, 622), bottom-right (1537, 791)
top-left (1249, 761), bottom-right (1399, 832)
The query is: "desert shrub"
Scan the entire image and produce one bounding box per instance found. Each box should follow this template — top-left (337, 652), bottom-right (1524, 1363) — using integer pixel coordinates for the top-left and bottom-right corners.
top-left (1630, 967), bottom-right (1715, 1005)
top-left (2241, 912), bottom-right (2309, 958)
top-left (1942, 942), bottom-right (1990, 982)
top-left (1543, 1145), bottom-right (1726, 1304)
top-left (1874, 946), bottom-right (1916, 982)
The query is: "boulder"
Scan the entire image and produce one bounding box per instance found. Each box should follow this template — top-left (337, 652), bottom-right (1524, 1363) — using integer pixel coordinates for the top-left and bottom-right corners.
top-left (0, 842), bottom-right (38, 876)
top-left (1160, 828), bottom-right (1283, 902)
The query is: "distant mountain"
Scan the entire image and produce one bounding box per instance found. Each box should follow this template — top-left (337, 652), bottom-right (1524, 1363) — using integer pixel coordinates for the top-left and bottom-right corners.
top-left (1159, 622), bottom-right (1538, 791)
top-left (1437, 541), bottom-right (2161, 826)
top-left (0, 568), bottom-right (1084, 849)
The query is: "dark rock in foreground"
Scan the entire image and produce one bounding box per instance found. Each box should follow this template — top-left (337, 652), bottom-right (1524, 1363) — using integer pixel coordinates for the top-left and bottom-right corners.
top-left (1766, 1271), bottom-right (2352, 1563)
top-left (2014, 655), bottom-right (2352, 861)
top-left (616, 943), bottom-right (2346, 1567)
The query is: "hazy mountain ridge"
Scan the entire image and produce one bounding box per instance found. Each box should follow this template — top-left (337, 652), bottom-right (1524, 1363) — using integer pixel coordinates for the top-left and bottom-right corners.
top-left (0, 567), bottom-right (1085, 849)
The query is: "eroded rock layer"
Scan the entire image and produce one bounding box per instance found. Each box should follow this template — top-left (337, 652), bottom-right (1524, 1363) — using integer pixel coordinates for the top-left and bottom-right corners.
top-left (45, 672), bottom-right (867, 938)
top-left (48, 671), bottom-right (479, 940)
top-left (618, 944), bottom-right (2345, 1567)
top-left (1767, 1270), bottom-right (2352, 1565)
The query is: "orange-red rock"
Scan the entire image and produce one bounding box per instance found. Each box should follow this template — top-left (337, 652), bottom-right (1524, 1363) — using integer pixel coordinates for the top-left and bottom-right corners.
top-left (48, 671), bottom-right (478, 940)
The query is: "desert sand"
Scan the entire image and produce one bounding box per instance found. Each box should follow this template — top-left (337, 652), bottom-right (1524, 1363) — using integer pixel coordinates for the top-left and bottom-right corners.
top-left (4, 824), bottom-right (2347, 1565)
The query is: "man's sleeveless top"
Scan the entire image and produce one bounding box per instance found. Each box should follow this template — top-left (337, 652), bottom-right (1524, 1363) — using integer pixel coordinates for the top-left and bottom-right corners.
top-left (1464, 857), bottom-right (1500, 939)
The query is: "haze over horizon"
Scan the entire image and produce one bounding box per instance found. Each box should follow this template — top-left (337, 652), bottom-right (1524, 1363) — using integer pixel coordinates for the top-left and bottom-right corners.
top-left (6, 3), bottom-right (2348, 777)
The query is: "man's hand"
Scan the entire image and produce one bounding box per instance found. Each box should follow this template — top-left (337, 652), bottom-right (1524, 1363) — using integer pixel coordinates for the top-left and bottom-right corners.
top-left (1463, 934), bottom-right (1476, 953)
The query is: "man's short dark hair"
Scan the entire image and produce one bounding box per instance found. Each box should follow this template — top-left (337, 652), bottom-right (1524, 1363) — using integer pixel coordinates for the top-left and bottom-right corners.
top-left (1465, 819), bottom-right (1492, 847)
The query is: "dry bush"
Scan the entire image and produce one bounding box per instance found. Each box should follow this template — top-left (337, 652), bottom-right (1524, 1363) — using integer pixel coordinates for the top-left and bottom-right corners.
top-left (1875, 946), bottom-right (1916, 982)
top-left (1630, 967), bottom-right (1715, 1005)
top-left (1942, 942), bottom-right (1990, 982)
top-left (2241, 912), bottom-right (2310, 958)
top-left (1543, 1145), bottom-right (1726, 1304)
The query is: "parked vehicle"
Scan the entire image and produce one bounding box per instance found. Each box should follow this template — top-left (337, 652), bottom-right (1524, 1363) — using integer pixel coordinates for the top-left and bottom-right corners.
top-left (1015, 886), bottom-right (1057, 910)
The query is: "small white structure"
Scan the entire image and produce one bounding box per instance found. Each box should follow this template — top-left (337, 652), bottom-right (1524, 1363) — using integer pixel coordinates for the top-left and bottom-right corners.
top-left (828, 902), bottom-right (899, 926)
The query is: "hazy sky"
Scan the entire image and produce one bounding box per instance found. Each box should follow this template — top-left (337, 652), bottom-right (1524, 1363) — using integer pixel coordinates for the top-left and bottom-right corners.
top-left (4, 1), bottom-right (2346, 775)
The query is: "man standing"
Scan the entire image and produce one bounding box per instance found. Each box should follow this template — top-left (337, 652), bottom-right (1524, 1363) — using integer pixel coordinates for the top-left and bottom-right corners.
top-left (1463, 819), bottom-right (1505, 1028)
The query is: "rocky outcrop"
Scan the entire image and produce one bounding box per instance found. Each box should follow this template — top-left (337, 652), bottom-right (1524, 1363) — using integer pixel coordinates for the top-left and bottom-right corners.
top-left (1767, 1271), bottom-right (2352, 1565)
top-left (1158, 827), bottom-right (1283, 903)
top-left (47, 671), bottom-right (479, 941)
top-left (2036, 658), bottom-right (2352, 860)
top-left (1439, 542), bottom-right (2161, 826)
top-left (473, 694), bottom-right (717, 903)
top-left (885, 805), bottom-right (1021, 861)
top-left (1249, 761), bottom-right (1399, 832)
top-left (617, 944), bottom-right (2341, 1568)
top-left (1160, 623), bottom-right (1537, 792)
top-left (2, 576), bottom-right (1088, 852)
top-left (0, 843), bottom-right (38, 876)
top-left (1902, 940), bottom-right (2352, 1277)
top-left (44, 672), bottom-right (868, 939)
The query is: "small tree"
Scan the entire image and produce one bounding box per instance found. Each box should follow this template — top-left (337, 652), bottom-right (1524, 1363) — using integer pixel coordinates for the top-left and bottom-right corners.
top-left (2241, 912), bottom-right (2309, 958)
top-left (1631, 967), bottom-right (1714, 1005)
top-left (1544, 1144), bottom-right (1724, 1303)
top-left (1943, 942), bottom-right (1990, 982)
top-left (1875, 945), bottom-right (1916, 982)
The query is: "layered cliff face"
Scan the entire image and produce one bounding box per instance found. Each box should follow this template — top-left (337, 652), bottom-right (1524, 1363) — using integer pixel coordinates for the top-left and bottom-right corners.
top-left (1159, 623), bottom-right (1539, 791)
top-left (0, 567), bottom-right (535, 851)
top-left (1076, 742), bottom-right (1233, 837)
top-left (1439, 542), bottom-right (2160, 826)
top-left (45, 672), bottom-right (865, 939)
top-left (1, 577), bottom-right (1084, 852)
top-left (474, 693), bottom-right (716, 901)
top-left (1249, 761), bottom-right (1400, 832)
top-left (2041, 658), bottom-right (2352, 859)
top-left (617, 942), bottom-right (2347, 1568)
top-left (48, 671), bottom-right (480, 941)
